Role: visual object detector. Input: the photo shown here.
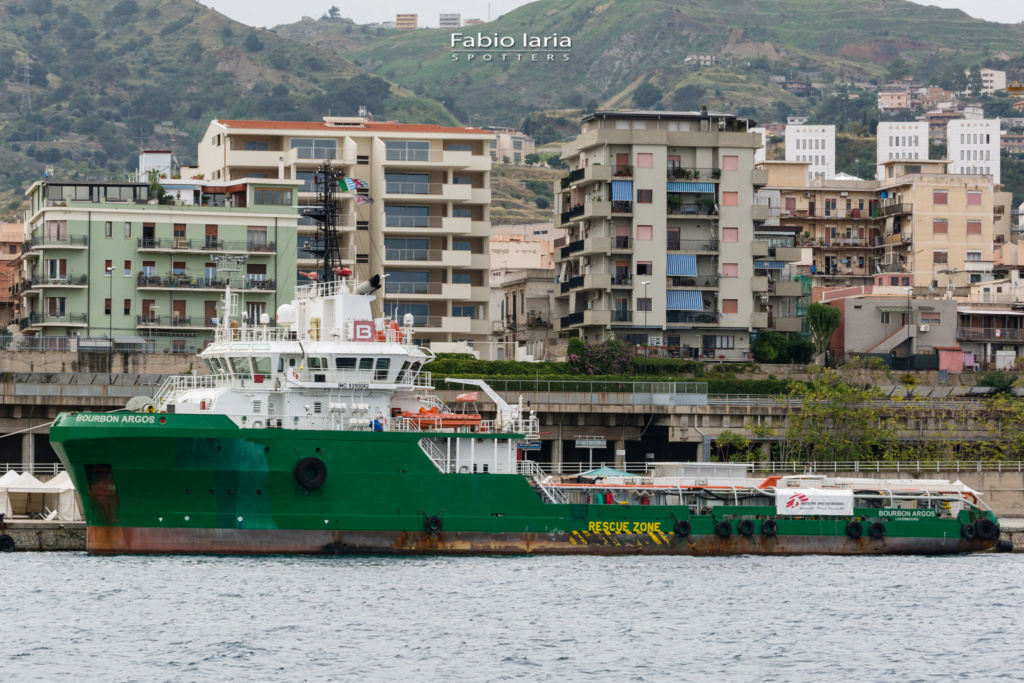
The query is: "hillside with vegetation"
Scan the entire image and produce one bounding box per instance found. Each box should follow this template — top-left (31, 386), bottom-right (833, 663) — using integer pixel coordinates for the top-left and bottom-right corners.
top-left (490, 165), bottom-right (561, 225)
top-left (0, 0), bottom-right (456, 220)
top-left (276, 0), bottom-right (1024, 129)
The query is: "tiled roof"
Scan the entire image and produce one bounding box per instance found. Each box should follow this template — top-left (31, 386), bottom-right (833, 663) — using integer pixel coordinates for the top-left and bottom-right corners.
top-left (215, 120), bottom-right (490, 135)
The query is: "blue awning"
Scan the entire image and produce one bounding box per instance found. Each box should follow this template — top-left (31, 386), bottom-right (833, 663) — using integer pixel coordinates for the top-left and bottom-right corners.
top-left (755, 260), bottom-right (787, 269)
top-left (611, 180), bottom-right (633, 201)
top-left (667, 182), bottom-right (715, 193)
top-left (666, 290), bottom-right (704, 311)
top-left (667, 254), bottom-right (697, 277)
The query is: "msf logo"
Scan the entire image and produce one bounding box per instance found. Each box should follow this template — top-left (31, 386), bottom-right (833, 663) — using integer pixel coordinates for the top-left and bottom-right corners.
top-left (784, 492), bottom-right (810, 509)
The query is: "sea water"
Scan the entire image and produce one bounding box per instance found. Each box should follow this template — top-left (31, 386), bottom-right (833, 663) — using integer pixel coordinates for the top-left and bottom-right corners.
top-left (3, 553), bottom-right (1021, 681)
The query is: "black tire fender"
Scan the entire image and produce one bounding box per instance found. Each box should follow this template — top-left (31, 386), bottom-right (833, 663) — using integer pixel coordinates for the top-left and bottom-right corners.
top-left (761, 519), bottom-right (778, 537)
top-left (975, 518), bottom-right (1000, 541)
top-left (425, 515), bottom-right (442, 535)
top-left (715, 521), bottom-right (732, 539)
top-left (868, 522), bottom-right (886, 539)
top-left (846, 521), bottom-right (864, 539)
top-left (738, 519), bottom-right (755, 537)
top-left (0, 534), bottom-right (14, 552)
top-left (294, 457), bottom-right (327, 490)
top-left (961, 523), bottom-right (977, 540)
top-left (673, 520), bottom-right (691, 537)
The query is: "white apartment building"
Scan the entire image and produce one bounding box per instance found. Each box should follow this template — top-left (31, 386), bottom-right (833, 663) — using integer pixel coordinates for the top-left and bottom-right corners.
top-left (552, 111), bottom-right (801, 360)
top-left (197, 117), bottom-right (496, 356)
top-left (439, 13), bottom-right (460, 28)
top-left (876, 121), bottom-right (929, 180)
top-left (948, 119), bottom-right (1001, 184)
top-left (751, 127), bottom-right (767, 164)
top-left (785, 125), bottom-right (835, 181)
top-left (963, 68), bottom-right (1006, 96)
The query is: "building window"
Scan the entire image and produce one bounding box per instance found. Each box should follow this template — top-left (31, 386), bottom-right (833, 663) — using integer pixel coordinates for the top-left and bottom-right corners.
top-left (722, 155), bottom-right (739, 171)
top-left (881, 312), bottom-right (891, 325)
top-left (105, 222), bottom-right (112, 238)
top-left (712, 335), bottom-right (735, 349)
top-left (254, 189), bottom-right (292, 206)
top-left (636, 153), bottom-right (653, 168)
top-left (966, 251), bottom-right (982, 262)
top-left (932, 219), bottom-right (947, 234)
top-left (105, 298), bottom-right (111, 315)
top-left (636, 262), bottom-right (653, 275)
top-left (124, 222), bottom-right (131, 237)
top-left (722, 263), bottom-right (738, 277)
top-left (104, 259), bottom-right (112, 275)
top-left (452, 305), bottom-right (476, 318)
top-left (967, 191), bottom-right (982, 206)
top-left (636, 189), bottom-right (653, 203)
top-left (967, 221), bottom-right (982, 235)
top-left (123, 299), bottom-right (131, 315)
top-left (921, 313), bottom-right (941, 325)
top-left (722, 299), bottom-right (738, 314)
top-left (722, 228), bottom-right (738, 242)
top-left (933, 191), bottom-right (948, 205)
top-left (244, 140), bottom-right (269, 151)
top-left (453, 240), bottom-right (472, 251)
top-left (933, 251), bottom-right (948, 264)
top-left (722, 192), bottom-right (738, 206)
top-left (124, 260), bottom-right (131, 276)
top-left (452, 273), bottom-right (472, 284)
top-left (637, 225), bottom-right (653, 240)
top-left (890, 277), bottom-right (899, 286)
top-left (637, 298), bottom-right (652, 311)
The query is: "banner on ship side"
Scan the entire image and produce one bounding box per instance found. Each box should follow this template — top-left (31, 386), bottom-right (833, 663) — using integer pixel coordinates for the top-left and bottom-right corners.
top-left (775, 488), bottom-right (854, 516)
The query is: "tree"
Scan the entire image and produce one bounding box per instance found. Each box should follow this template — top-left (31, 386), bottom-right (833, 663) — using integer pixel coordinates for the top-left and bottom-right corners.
top-left (585, 99), bottom-right (598, 112)
top-left (672, 85), bottom-right (704, 110)
top-left (968, 65), bottom-right (984, 97)
top-left (978, 370), bottom-right (1017, 395)
top-left (534, 196), bottom-right (549, 209)
top-left (752, 330), bottom-right (789, 363)
top-left (807, 303), bottom-right (841, 356)
top-left (546, 154), bottom-right (567, 170)
top-left (633, 82), bottom-right (663, 109)
top-left (502, 155), bottom-right (510, 164)
top-left (328, 6), bottom-right (340, 18)
top-left (713, 431), bottom-right (751, 462)
top-left (524, 153), bottom-right (541, 166)
top-left (243, 33), bottom-right (264, 52)
top-left (887, 57), bottom-right (910, 82)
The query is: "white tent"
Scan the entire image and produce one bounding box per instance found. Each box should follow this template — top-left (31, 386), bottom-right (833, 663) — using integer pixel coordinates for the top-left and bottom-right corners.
top-left (0, 471), bottom-right (82, 520)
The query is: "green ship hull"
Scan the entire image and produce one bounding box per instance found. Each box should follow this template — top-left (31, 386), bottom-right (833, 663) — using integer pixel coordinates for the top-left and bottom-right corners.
top-left (50, 413), bottom-right (1001, 555)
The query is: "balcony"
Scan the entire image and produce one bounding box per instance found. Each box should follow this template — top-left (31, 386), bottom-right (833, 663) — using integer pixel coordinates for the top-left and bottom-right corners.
top-left (559, 201), bottom-right (611, 226)
top-left (881, 202), bottom-right (913, 217)
top-left (612, 236), bottom-right (632, 250)
top-left (751, 168), bottom-right (770, 187)
top-left (136, 238), bottom-right (276, 254)
top-left (611, 310), bottom-right (633, 323)
top-left (957, 328), bottom-right (1024, 342)
top-left (669, 275), bottom-right (719, 288)
top-left (386, 281), bottom-right (445, 295)
top-left (136, 274), bottom-right (276, 292)
top-left (560, 273), bottom-right (611, 293)
top-left (284, 146), bottom-right (344, 165)
top-left (29, 235), bottom-right (88, 249)
top-left (666, 167), bottom-right (721, 181)
top-left (384, 216), bottom-right (444, 229)
top-left (774, 247), bottom-right (803, 262)
top-left (569, 165), bottom-right (612, 187)
top-left (667, 204), bottom-right (718, 217)
top-left (559, 309), bottom-right (611, 329)
top-left (752, 242), bottom-right (769, 257)
top-left (611, 200), bottom-right (633, 215)
top-left (774, 281), bottom-right (804, 298)
top-left (23, 311), bottom-right (88, 327)
top-left (384, 248), bottom-right (443, 263)
top-left (668, 239), bottom-right (719, 253)
top-left (137, 315), bottom-right (214, 329)
top-left (666, 311), bottom-right (717, 325)
top-left (750, 312), bottom-right (769, 328)
top-left (751, 205), bottom-right (771, 222)
top-left (24, 274), bottom-right (89, 289)
top-left (383, 149), bottom-right (476, 169)
top-left (773, 317), bottom-right (804, 333)
top-left (561, 240), bottom-right (584, 258)
top-left (560, 275), bottom-right (584, 294)
top-left (611, 275), bottom-right (633, 287)
top-left (751, 276), bottom-right (770, 292)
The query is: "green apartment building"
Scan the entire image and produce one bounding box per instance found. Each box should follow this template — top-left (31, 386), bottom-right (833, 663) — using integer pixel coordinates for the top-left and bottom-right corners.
top-left (18, 179), bottom-right (299, 351)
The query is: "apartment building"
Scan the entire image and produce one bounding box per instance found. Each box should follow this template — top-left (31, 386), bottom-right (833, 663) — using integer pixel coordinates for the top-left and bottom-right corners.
top-left (197, 117), bottom-right (495, 356)
top-left (751, 127), bottom-right (767, 164)
top-left (784, 124), bottom-right (835, 181)
top-left (762, 159), bottom-right (997, 290)
top-left (484, 127), bottom-right (536, 165)
top-left (684, 53), bottom-right (716, 67)
top-left (552, 110), bottom-right (799, 360)
top-left (439, 13), bottom-right (460, 28)
top-left (396, 14), bottom-right (418, 30)
top-left (494, 269), bottom-right (557, 361)
top-left (948, 119), bottom-right (1001, 184)
top-left (963, 68), bottom-right (1006, 96)
top-left (876, 121), bottom-right (929, 180)
top-left (16, 179), bottom-right (299, 349)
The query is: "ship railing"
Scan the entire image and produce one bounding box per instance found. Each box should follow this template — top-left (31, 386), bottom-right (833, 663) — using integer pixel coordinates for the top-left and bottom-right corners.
top-left (154, 374), bottom-right (219, 403)
top-left (417, 437), bottom-right (450, 473)
top-left (518, 459), bottom-right (568, 504)
top-left (214, 326), bottom-right (297, 343)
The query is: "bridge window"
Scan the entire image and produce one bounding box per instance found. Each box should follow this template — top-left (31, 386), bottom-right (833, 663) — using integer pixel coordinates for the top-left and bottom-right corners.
top-left (229, 357), bottom-right (252, 378)
top-left (253, 357), bottom-right (272, 374)
top-left (359, 358), bottom-right (374, 371)
top-left (375, 358), bottom-right (391, 381)
top-left (336, 357), bottom-right (357, 370)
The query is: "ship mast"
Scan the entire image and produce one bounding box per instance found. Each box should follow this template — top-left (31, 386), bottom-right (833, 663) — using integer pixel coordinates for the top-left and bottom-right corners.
top-left (300, 161), bottom-right (344, 283)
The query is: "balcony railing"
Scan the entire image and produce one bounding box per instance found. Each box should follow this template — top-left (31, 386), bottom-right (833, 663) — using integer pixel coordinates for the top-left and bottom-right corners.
top-left (669, 275), bottom-right (720, 288)
top-left (385, 149), bottom-right (442, 163)
top-left (386, 282), bottom-right (445, 295)
top-left (553, 237), bottom-right (568, 249)
top-left (30, 235), bottom-right (88, 248)
top-left (666, 311), bottom-right (716, 324)
top-left (613, 236), bottom-right (631, 249)
top-left (384, 216), bottom-right (443, 229)
top-left (668, 204), bottom-right (718, 217)
top-left (384, 248), bottom-right (442, 262)
top-left (136, 274), bottom-right (276, 291)
top-left (612, 310), bottom-right (633, 323)
top-left (611, 275), bottom-right (633, 286)
top-left (666, 167), bottom-right (720, 181)
top-left (881, 202), bottom-right (913, 217)
top-left (957, 328), bottom-right (1024, 342)
top-left (560, 311), bottom-right (585, 328)
top-left (560, 275), bottom-right (585, 294)
top-left (668, 239), bottom-right (719, 252)
top-left (137, 315), bottom-right (213, 328)
top-left (24, 274), bottom-right (88, 287)
top-left (385, 182), bottom-right (443, 195)
top-left (23, 311), bottom-right (88, 326)
top-left (561, 240), bottom-right (584, 258)
top-left (293, 147), bottom-right (339, 160)
top-left (137, 238), bottom-right (276, 253)
top-left (611, 200), bottom-right (633, 214)
top-left (560, 205), bottom-right (585, 224)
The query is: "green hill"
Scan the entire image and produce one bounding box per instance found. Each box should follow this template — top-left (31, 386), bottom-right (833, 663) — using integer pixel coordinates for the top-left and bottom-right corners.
top-left (0, 0), bottom-right (456, 219)
top-left (275, 0), bottom-right (1024, 127)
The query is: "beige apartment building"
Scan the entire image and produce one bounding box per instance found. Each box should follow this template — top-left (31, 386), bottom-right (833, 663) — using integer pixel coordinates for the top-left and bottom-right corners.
top-left (485, 127), bottom-right (536, 165)
top-left (763, 159), bottom-right (999, 291)
top-left (553, 111), bottom-right (799, 360)
top-left (396, 14), bottom-right (418, 30)
top-left (197, 117), bottom-right (495, 356)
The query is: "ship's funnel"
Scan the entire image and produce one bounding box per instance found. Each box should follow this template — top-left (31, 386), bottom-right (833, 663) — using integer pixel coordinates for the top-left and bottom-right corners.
top-left (355, 274), bottom-right (382, 295)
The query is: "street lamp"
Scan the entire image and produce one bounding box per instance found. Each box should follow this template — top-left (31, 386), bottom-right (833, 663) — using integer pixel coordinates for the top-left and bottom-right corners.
top-left (904, 285), bottom-right (914, 358)
top-left (106, 265), bottom-right (114, 382)
top-left (641, 280), bottom-right (650, 384)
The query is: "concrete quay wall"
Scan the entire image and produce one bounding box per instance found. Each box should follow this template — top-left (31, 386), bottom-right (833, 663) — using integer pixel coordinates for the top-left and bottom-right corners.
top-left (2, 522), bottom-right (86, 551)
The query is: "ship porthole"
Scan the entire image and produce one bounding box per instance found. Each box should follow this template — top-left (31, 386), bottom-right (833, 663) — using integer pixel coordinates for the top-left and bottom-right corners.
top-left (295, 457), bottom-right (327, 489)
